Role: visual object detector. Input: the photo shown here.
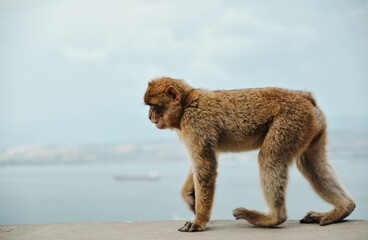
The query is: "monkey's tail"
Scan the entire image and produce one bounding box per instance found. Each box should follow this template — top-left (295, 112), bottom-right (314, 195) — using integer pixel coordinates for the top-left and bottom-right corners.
top-left (295, 90), bottom-right (325, 131)
top-left (297, 91), bottom-right (316, 107)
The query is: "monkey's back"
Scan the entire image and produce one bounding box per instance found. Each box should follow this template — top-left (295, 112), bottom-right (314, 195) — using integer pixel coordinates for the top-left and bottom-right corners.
top-left (183, 87), bottom-right (321, 152)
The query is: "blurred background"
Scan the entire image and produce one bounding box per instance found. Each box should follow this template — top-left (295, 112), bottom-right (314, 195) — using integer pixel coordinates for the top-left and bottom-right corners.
top-left (0, 0), bottom-right (367, 224)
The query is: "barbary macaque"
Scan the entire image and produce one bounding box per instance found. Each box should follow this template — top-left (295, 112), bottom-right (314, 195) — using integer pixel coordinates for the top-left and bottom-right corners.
top-left (144, 77), bottom-right (355, 232)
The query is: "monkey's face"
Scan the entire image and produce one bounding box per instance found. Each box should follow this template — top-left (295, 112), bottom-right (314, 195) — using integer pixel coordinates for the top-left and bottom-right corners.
top-left (148, 104), bottom-right (166, 129)
top-left (144, 81), bottom-right (183, 130)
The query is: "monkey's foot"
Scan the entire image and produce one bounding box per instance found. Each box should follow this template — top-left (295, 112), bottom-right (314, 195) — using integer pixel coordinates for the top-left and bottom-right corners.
top-left (178, 222), bottom-right (204, 232)
top-left (233, 207), bottom-right (250, 220)
top-left (233, 207), bottom-right (286, 227)
top-left (300, 211), bottom-right (322, 224)
top-left (301, 207), bottom-right (354, 226)
top-left (300, 211), bottom-right (337, 226)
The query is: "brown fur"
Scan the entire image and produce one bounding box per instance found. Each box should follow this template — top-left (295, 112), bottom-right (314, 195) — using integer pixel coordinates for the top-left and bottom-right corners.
top-left (144, 76), bottom-right (355, 232)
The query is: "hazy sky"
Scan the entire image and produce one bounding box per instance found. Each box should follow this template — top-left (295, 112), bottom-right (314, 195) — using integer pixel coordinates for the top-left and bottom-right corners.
top-left (0, 0), bottom-right (367, 148)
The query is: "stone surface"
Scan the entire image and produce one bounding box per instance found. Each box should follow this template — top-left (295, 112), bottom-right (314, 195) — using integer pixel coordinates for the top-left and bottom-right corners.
top-left (1, 220), bottom-right (367, 240)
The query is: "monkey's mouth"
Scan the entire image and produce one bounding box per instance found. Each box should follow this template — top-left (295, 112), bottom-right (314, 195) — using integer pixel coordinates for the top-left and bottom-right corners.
top-left (154, 119), bottom-right (165, 129)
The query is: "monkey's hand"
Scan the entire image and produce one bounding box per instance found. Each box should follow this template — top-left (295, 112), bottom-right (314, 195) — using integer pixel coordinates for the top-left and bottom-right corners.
top-left (178, 222), bottom-right (205, 232)
top-left (182, 191), bottom-right (196, 214)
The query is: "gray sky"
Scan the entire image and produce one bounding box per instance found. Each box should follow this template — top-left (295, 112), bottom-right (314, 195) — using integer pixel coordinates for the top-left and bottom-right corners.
top-left (0, 0), bottom-right (367, 148)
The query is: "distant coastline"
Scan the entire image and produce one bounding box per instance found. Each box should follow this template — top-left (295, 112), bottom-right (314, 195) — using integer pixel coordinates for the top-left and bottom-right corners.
top-left (0, 129), bottom-right (367, 166)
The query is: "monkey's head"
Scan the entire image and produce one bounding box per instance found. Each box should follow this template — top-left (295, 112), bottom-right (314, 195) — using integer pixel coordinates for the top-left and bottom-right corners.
top-left (144, 77), bottom-right (193, 129)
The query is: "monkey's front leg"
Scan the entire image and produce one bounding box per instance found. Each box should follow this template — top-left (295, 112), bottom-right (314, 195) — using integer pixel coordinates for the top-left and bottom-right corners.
top-left (179, 151), bottom-right (217, 232)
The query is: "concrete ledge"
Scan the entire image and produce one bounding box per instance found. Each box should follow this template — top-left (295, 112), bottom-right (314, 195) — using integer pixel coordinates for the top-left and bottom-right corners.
top-left (1, 220), bottom-right (367, 240)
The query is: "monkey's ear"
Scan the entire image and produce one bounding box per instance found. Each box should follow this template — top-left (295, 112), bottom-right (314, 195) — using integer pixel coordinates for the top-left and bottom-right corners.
top-left (166, 86), bottom-right (181, 104)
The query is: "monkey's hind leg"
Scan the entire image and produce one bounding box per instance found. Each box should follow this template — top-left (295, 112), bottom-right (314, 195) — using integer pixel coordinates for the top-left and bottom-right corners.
top-left (233, 113), bottom-right (314, 227)
top-left (297, 130), bottom-right (355, 226)
top-left (233, 140), bottom-right (291, 227)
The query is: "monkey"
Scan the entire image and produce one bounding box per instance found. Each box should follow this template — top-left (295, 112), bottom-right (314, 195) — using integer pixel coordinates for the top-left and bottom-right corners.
top-left (144, 76), bottom-right (355, 232)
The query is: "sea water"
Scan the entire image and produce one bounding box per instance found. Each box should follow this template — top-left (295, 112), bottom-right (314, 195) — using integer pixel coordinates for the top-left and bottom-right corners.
top-left (0, 156), bottom-right (367, 224)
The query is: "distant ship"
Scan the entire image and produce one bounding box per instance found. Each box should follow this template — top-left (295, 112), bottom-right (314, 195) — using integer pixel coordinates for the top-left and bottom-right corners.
top-left (114, 171), bottom-right (160, 181)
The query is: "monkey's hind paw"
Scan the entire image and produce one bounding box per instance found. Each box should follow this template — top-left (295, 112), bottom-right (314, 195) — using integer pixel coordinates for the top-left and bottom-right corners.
top-left (178, 222), bottom-right (203, 232)
top-left (233, 207), bottom-right (250, 220)
top-left (300, 211), bottom-right (321, 224)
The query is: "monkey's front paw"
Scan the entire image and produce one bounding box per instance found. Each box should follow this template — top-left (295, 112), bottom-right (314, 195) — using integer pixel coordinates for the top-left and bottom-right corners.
top-left (182, 192), bottom-right (196, 214)
top-left (178, 222), bottom-right (204, 232)
top-left (187, 192), bottom-right (196, 213)
top-left (233, 207), bottom-right (250, 220)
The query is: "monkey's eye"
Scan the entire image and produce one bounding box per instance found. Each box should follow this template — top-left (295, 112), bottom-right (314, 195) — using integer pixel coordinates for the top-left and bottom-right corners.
top-left (149, 104), bottom-right (163, 110)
